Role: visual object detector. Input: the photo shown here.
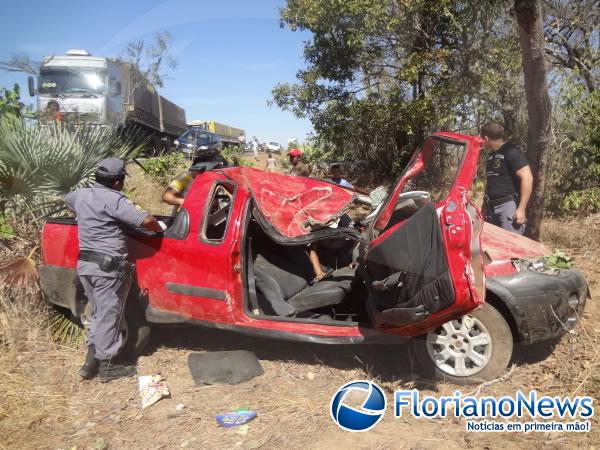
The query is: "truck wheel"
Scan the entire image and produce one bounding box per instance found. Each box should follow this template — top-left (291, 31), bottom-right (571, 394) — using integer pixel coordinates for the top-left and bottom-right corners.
top-left (412, 303), bottom-right (513, 385)
top-left (119, 296), bottom-right (151, 357)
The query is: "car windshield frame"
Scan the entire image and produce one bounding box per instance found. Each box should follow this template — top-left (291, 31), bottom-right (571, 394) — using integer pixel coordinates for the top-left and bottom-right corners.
top-left (373, 135), bottom-right (468, 231)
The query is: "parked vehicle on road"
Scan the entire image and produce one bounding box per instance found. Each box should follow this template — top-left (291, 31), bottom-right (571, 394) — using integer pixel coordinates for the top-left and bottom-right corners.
top-left (266, 142), bottom-right (283, 153)
top-left (39, 132), bottom-right (589, 384)
top-left (29, 49), bottom-right (187, 154)
top-left (188, 120), bottom-right (245, 148)
top-left (174, 129), bottom-right (223, 158)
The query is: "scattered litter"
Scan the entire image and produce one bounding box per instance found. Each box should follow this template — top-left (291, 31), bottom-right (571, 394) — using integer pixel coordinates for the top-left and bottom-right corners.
top-left (138, 375), bottom-right (170, 409)
top-left (188, 350), bottom-right (264, 386)
top-left (94, 438), bottom-right (108, 450)
top-left (307, 371), bottom-right (315, 380)
top-left (180, 437), bottom-right (197, 448)
top-left (215, 410), bottom-right (257, 428)
top-left (167, 403), bottom-right (188, 419)
top-left (235, 424), bottom-right (250, 435)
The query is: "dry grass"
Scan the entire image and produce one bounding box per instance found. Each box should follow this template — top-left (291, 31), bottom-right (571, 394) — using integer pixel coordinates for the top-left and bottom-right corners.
top-left (124, 162), bottom-right (177, 217)
top-left (541, 213), bottom-right (600, 253)
top-left (0, 288), bottom-right (72, 449)
top-left (1, 166), bottom-right (600, 448)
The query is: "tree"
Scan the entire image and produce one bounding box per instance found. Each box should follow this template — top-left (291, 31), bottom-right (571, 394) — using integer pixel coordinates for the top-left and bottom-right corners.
top-left (0, 84), bottom-right (25, 119)
top-left (544, 0), bottom-right (599, 93)
top-left (119, 31), bottom-right (178, 92)
top-left (514, 0), bottom-right (553, 240)
top-left (273, 1), bottom-right (513, 178)
top-left (0, 53), bottom-right (41, 75)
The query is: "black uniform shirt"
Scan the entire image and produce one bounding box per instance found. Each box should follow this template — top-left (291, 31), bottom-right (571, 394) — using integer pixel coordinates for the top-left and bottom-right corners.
top-left (485, 143), bottom-right (529, 200)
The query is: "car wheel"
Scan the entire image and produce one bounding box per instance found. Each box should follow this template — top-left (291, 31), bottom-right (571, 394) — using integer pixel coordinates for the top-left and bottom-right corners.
top-left (413, 303), bottom-right (513, 385)
top-left (119, 296), bottom-right (151, 357)
top-left (78, 295), bottom-right (151, 357)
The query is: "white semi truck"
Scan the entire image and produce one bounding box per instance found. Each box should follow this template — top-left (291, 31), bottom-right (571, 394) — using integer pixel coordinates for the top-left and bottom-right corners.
top-left (28, 49), bottom-right (187, 153)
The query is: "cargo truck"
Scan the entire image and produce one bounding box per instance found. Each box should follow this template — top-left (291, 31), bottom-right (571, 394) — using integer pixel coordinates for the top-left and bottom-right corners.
top-left (188, 120), bottom-right (245, 147)
top-left (28, 49), bottom-right (187, 154)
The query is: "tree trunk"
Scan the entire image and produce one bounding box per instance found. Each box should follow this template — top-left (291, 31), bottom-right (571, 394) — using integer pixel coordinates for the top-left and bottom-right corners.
top-left (514, 0), bottom-right (552, 240)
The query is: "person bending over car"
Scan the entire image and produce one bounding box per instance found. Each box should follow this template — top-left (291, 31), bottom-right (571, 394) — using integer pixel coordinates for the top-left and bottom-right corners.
top-left (64, 158), bottom-right (163, 382)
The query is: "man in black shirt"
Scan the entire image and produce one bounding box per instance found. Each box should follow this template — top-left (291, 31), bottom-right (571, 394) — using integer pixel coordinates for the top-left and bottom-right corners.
top-left (480, 122), bottom-right (533, 235)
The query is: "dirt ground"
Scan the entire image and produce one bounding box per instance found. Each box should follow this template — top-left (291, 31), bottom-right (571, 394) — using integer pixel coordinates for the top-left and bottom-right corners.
top-left (1, 162), bottom-right (599, 449)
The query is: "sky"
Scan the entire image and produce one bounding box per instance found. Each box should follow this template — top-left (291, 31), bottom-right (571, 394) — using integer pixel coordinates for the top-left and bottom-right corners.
top-left (0, 0), bottom-right (313, 144)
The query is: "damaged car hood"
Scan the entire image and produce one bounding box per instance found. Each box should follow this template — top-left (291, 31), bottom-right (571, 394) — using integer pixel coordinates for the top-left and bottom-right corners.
top-left (224, 167), bottom-right (355, 238)
top-left (481, 223), bottom-right (549, 261)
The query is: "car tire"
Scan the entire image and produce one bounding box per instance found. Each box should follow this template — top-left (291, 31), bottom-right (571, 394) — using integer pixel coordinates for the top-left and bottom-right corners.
top-left (78, 292), bottom-right (151, 358)
top-left (413, 303), bottom-right (513, 385)
top-left (514, 337), bottom-right (561, 364)
top-left (119, 295), bottom-right (151, 357)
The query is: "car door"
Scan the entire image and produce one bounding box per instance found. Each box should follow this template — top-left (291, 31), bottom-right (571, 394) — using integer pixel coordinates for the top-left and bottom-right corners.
top-left (363, 133), bottom-right (486, 336)
top-left (131, 172), bottom-right (239, 324)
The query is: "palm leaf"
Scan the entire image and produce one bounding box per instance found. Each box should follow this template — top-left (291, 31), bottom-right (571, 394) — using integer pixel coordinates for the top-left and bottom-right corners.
top-left (0, 120), bottom-right (148, 216)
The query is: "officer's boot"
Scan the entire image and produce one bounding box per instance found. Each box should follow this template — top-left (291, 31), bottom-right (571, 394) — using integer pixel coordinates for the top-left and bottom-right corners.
top-left (98, 359), bottom-right (137, 382)
top-left (79, 345), bottom-right (99, 379)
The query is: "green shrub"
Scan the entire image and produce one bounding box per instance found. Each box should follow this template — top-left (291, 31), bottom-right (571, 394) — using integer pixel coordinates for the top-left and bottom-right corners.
top-left (142, 152), bottom-right (187, 185)
top-left (0, 215), bottom-right (15, 239)
top-left (544, 250), bottom-right (574, 270)
top-left (0, 120), bottom-right (145, 219)
top-left (222, 146), bottom-right (254, 167)
top-left (547, 87), bottom-right (600, 216)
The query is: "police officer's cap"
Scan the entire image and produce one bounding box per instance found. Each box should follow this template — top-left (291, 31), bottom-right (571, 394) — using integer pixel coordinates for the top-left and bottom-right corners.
top-left (96, 158), bottom-right (128, 178)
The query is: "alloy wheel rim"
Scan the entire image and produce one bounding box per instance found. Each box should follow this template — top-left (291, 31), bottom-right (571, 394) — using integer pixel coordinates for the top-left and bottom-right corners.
top-left (425, 315), bottom-right (493, 377)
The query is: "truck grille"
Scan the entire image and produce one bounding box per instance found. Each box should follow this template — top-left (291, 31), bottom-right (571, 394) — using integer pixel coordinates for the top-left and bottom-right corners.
top-left (63, 112), bottom-right (101, 123)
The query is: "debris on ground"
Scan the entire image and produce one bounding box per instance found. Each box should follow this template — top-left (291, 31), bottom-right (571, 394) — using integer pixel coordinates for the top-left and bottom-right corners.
top-left (235, 424), bottom-right (250, 435)
top-left (188, 350), bottom-right (264, 386)
top-left (215, 410), bottom-right (257, 428)
top-left (138, 375), bottom-right (170, 409)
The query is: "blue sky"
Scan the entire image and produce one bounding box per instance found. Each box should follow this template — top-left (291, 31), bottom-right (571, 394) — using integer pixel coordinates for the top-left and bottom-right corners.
top-left (0, 0), bottom-right (313, 144)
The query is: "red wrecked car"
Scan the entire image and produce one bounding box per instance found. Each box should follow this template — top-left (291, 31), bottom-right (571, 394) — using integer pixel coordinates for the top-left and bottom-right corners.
top-left (39, 132), bottom-right (589, 384)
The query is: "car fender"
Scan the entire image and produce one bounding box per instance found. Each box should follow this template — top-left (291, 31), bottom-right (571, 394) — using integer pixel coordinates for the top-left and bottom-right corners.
top-left (485, 269), bottom-right (589, 345)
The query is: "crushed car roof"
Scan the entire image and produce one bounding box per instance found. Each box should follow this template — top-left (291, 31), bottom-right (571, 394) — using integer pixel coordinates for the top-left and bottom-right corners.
top-left (223, 167), bottom-right (355, 238)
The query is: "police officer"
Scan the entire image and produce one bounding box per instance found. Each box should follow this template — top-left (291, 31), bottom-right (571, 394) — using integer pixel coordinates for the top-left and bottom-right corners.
top-left (64, 158), bottom-right (163, 381)
top-left (480, 122), bottom-right (533, 235)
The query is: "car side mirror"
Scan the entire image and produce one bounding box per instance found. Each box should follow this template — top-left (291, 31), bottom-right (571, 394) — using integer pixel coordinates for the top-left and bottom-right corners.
top-left (28, 76), bottom-right (35, 97)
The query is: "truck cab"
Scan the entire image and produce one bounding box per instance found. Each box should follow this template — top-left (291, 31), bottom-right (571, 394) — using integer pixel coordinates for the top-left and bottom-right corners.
top-left (29, 49), bottom-right (187, 154)
top-left (33, 49), bottom-right (121, 125)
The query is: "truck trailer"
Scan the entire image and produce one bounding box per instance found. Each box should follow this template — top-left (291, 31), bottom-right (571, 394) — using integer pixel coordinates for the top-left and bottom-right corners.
top-left (188, 120), bottom-right (245, 147)
top-left (28, 49), bottom-right (187, 153)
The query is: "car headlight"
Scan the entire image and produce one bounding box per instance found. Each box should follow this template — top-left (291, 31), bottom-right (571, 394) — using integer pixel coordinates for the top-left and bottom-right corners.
top-left (513, 258), bottom-right (557, 274)
top-left (199, 145), bottom-right (208, 150)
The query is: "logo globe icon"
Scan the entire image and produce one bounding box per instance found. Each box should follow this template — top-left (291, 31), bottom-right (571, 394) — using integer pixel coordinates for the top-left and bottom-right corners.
top-left (330, 380), bottom-right (387, 432)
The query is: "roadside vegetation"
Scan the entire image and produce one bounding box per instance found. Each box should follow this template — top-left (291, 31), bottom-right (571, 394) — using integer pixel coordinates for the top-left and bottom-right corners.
top-left (273, 0), bottom-right (599, 228)
top-left (0, 1), bottom-right (598, 447)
